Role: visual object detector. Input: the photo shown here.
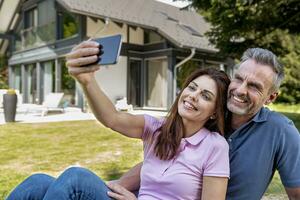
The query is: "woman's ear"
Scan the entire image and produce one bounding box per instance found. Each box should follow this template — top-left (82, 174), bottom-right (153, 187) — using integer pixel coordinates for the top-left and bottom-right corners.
top-left (210, 113), bottom-right (216, 120)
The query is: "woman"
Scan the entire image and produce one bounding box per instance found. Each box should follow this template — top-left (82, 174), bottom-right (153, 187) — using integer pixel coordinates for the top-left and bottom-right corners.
top-left (6, 40), bottom-right (230, 200)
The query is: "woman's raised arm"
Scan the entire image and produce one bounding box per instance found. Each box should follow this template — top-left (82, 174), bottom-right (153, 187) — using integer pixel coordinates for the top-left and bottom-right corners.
top-left (66, 40), bottom-right (144, 138)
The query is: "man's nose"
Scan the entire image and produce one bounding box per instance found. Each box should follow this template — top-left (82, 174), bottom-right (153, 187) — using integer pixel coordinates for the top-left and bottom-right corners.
top-left (235, 82), bottom-right (247, 95)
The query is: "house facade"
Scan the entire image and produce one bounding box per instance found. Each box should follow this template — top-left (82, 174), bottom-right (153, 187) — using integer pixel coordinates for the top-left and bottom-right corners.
top-left (1, 0), bottom-right (233, 110)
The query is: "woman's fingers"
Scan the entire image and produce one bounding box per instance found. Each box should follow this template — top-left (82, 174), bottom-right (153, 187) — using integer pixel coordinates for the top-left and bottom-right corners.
top-left (66, 47), bottom-right (100, 60)
top-left (66, 55), bottom-right (99, 68)
top-left (106, 183), bottom-right (137, 200)
top-left (68, 65), bottom-right (100, 76)
top-left (107, 182), bottom-right (128, 194)
top-left (107, 191), bottom-right (125, 200)
top-left (72, 40), bottom-right (99, 51)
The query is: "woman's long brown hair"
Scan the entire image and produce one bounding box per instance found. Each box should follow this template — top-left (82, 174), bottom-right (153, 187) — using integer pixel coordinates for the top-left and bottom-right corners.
top-left (154, 68), bottom-right (230, 160)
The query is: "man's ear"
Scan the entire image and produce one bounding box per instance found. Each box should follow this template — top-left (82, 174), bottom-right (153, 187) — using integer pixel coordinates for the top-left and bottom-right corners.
top-left (265, 92), bottom-right (278, 105)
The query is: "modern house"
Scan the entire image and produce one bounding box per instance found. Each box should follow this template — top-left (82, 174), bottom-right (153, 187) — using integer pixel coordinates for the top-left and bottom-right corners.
top-left (0, 0), bottom-right (233, 111)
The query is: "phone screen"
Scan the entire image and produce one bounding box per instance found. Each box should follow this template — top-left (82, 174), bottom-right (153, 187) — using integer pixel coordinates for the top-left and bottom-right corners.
top-left (93, 34), bottom-right (122, 65)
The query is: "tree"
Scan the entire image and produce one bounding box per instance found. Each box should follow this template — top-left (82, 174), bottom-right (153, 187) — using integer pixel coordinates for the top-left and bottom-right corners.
top-left (189, 0), bottom-right (300, 103)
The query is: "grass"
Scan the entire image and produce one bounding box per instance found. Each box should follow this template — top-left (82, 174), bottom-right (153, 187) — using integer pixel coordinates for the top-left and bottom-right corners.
top-left (0, 104), bottom-right (299, 199)
top-left (0, 121), bottom-right (143, 199)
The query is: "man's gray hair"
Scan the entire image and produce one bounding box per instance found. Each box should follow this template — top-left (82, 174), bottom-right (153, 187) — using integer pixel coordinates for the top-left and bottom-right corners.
top-left (241, 48), bottom-right (284, 91)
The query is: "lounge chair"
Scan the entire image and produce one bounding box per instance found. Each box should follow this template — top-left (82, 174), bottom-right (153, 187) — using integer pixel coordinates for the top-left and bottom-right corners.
top-left (19, 92), bottom-right (64, 116)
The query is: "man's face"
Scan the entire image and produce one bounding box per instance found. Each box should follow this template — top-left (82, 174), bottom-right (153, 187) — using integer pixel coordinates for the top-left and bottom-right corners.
top-left (227, 59), bottom-right (278, 117)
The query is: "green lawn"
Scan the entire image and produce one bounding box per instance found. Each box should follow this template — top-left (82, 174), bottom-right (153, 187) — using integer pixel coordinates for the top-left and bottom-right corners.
top-left (0, 121), bottom-right (143, 199)
top-left (0, 104), bottom-right (299, 199)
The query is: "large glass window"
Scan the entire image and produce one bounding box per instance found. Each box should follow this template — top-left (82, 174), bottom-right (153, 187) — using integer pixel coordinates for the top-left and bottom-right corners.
top-left (26, 64), bottom-right (37, 103)
top-left (41, 61), bottom-right (55, 102)
top-left (145, 58), bottom-right (168, 108)
top-left (24, 7), bottom-right (38, 29)
top-left (22, 0), bottom-right (56, 49)
top-left (60, 59), bottom-right (75, 105)
top-left (37, 0), bottom-right (55, 43)
top-left (13, 65), bottom-right (22, 93)
top-left (128, 59), bottom-right (142, 107)
top-left (23, 7), bottom-right (38, 47)
top-left (58, 11), bottom-right (79, 39)
top-left (14, 20), bottom-right (23, 51)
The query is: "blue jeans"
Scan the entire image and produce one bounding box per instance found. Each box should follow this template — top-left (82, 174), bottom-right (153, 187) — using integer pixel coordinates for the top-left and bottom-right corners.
top-left (6, 167), bottom-right (112, 200)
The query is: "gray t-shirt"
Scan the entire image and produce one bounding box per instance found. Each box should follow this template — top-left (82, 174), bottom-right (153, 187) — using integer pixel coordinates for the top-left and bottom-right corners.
top-left (226, 107), bottom-right (300, 200)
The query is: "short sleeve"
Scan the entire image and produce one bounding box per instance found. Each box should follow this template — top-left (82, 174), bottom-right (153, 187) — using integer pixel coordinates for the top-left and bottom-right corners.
top-left (276, 121), bottom-right (300, 187)
top-left (142, 114), bottom-right (163, 154)
top-left (203, 137), bottom-right (230, 178)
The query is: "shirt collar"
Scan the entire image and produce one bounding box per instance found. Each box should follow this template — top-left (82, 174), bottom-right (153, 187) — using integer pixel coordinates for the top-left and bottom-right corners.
top-left (183, 127), bottom-right (210, 146)
top-left (251, 107), bottom-right (270, 123)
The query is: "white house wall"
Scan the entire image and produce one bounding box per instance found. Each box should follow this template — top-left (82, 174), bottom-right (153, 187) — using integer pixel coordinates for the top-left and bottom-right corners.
top-left (94, 56), bottom-right (127, 104)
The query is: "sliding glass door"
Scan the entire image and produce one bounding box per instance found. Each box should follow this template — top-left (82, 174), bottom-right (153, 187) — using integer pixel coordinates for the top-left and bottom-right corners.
top-left (145, 58), bottom-right (168, 109)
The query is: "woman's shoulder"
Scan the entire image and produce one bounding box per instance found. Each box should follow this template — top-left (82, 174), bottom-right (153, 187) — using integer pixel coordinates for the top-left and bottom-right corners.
top-left (205, 131), bottom-right (229, 150)
top-left (143, 114), bottom-right (165, 127)
top-left (142, 114), bottom-right (165, 139)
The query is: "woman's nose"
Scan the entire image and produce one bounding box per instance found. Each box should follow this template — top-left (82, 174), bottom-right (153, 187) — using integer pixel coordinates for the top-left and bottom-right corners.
top-left (188, 91), bottom-right (198, 100)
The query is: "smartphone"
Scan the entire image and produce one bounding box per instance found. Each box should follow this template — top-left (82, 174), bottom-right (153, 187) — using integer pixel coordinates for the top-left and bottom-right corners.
top-left (93, 34), bottom-right (122, 65)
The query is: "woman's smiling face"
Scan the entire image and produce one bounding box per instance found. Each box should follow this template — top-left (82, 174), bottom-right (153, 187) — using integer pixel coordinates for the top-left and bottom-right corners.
top-left (178, 75), bottom-right (217, 129)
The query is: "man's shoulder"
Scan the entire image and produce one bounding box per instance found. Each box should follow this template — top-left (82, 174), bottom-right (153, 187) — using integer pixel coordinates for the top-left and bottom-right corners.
top-left (261, 107), bottom-right (299, 138)
top-left (262, 107), bottom-right (294, 126)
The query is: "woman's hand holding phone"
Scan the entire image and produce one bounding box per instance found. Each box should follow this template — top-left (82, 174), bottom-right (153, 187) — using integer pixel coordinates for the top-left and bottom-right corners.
top-left (66, 34), bottom-right (122, 85)
top-left (66, 40), bottom-right (103, 85)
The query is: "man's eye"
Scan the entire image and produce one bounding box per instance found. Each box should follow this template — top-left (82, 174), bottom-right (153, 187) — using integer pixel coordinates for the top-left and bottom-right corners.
top-left (248, 84), bottom-right (261, 91)
top-left (234, 77), bottom-right (242, 82)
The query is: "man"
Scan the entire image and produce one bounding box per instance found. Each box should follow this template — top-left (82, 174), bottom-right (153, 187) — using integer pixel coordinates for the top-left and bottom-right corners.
top-left (107, 48), bottom-right (300, 200)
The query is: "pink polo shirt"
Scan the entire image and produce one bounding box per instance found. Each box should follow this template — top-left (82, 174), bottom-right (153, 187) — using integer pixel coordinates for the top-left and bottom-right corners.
top-left (138, 115), bottom-right (230, 200)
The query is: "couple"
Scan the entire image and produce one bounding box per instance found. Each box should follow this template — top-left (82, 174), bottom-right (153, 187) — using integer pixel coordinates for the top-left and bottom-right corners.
top-left (6, 43), bottom-right (300, 200)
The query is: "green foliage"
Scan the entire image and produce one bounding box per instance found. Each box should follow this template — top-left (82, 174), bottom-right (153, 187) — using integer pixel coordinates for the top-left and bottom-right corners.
top-left (191, 0), bottom-right (300, 103)
top-left (63, 13), bottom-right (78, 38)
top-left (277, 34), bottom-right (300, 103)
top-left (0, 54), bottom-right (8, 89)
top-left (177, 60), bottom-right (200, 89)
top-left (6, 89), bottom-right (16, 95)
top-left (61, 60), bottom-right (75, 91)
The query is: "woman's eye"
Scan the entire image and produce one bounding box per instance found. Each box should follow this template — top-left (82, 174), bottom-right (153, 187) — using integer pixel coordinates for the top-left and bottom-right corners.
top-left (188, 85), bottom-right (196, 90)
top-left (202, 93), bottom-right (210, 100)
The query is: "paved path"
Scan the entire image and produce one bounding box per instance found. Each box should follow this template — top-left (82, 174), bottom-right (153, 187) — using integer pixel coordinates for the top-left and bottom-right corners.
top-left (0, 108), bottom-right (167, 125)
top-left (262, 194), bottom-right (288, 200)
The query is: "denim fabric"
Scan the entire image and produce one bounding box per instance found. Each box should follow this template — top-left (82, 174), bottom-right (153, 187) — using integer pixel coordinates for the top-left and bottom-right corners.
top-left (6, 174), bottom-right (55, 200)
top-left (6, 167), bottom-right (111, 200)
